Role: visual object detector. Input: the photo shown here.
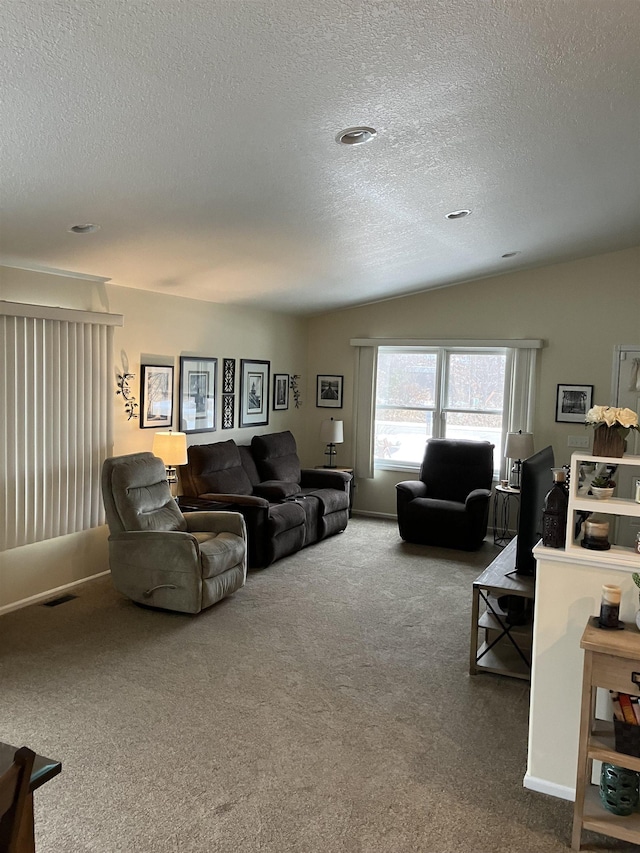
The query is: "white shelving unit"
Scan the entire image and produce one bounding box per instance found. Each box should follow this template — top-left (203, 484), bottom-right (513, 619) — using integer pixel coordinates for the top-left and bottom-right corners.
top-left (565, 452), bottom-right (640, 563)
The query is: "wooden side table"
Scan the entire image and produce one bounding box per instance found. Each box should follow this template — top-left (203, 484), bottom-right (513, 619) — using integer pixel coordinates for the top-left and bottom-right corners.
top-left (572, 619), bottom-right (640, 850)
top-left (0, 742), bottom-right (61, 853)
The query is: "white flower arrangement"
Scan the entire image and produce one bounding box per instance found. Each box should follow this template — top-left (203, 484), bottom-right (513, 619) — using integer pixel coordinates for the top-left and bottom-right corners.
top-left (585, 405), bottom-right (640, 434)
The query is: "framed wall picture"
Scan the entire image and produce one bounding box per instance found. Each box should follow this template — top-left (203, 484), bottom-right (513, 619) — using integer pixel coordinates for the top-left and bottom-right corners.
top-left (140, 364), bottom-right (174, 429)
top-left (273, 373), bottom-right (289, 411)
top-left (222, 394), bottom-right (235, 429)
top-left (239, 359), bottom-right (270, 427)
top-left (223, 358), bottom-right (236, 394)
top-left (555, 383), bottom-right (593, 423)
top-left (179, 356), bottom-right (217, 433)
top-left (316, 374), bottom-right (343, 408)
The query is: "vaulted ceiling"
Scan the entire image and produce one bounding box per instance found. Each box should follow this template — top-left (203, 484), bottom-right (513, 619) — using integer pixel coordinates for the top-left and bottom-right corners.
top-left (1, 1), bottom-right (639, 315)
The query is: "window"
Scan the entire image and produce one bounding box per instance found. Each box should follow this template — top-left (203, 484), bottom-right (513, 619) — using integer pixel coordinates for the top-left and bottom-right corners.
top-left (375, 347), bottom-right (509, 471)
top-left (1, 302), bottom-right (122, 551)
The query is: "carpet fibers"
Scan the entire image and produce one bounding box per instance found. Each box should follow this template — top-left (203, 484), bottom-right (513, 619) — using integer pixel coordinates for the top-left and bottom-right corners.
top-left (0, 518), bottom-right (633, 851)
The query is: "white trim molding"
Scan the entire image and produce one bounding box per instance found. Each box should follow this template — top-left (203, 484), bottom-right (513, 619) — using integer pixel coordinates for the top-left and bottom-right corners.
top-left (523, 773), bottom-right (575, 802)
top-left (350, 337), bottom-right (545, 349)
top-left (0, 300), bottom-right (123, 326)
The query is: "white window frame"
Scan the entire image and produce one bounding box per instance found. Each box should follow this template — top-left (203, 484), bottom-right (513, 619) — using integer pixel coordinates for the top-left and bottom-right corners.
top-left (350, 338), bottom-right (543, 480)
top-left (374, 346), bottom-right (511, 475)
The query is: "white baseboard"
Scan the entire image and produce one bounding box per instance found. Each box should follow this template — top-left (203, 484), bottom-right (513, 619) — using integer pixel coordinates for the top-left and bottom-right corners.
top-left (523, 773), bottom-right (575, 801)
top-left (0, 571), bottom-right (110, 616)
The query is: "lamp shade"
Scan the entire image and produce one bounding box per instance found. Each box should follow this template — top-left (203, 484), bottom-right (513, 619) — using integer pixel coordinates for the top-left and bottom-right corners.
top-left (152, 431), bottom-right (188, 466)
top-left (320, 418), bottom-right (344, 444)
top-left (504, 431), bottom-right (534, 461)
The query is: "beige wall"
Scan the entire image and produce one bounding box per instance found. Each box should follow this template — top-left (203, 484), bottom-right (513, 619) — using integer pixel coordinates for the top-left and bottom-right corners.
top-left (1, 246), bottom-right (639, 609)
top-left (0, 265), bottom-right (309, 611)
top-left (304, 246), bottom-right (640, 515)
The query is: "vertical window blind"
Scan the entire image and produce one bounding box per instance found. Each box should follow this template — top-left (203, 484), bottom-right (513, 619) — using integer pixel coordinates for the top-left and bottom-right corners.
top-left (1, 302), bottom-right (123, 551)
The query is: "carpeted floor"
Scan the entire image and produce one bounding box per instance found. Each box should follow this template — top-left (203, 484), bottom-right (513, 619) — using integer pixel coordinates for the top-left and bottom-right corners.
top-left (0, 517), bottom-right (633, 851)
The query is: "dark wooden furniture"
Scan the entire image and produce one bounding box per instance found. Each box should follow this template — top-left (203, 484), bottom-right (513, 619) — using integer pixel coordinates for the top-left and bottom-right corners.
top-left (0, 742), bottom-right (61, 853)
top-left (0, 746), bottom-right (35, 853)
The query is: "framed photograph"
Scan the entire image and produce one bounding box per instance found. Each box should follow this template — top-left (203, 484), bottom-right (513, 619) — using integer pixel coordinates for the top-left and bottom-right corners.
top-left (140, 365), bottom-right (174, 429)
top-left (316, 374), bottom-right (343, 408)
top-left (179, 357), bottom-right (217, 433)
top-left (555, 383), bottom-right (593, 423)
top-left (240, 359), bottom-right (270, 427)
top-left (273, 373), bottom-right (289, 410)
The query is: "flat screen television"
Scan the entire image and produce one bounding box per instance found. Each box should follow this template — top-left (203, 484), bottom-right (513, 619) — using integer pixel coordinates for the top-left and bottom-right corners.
top-left (515, 445), bottom-right (555, 576)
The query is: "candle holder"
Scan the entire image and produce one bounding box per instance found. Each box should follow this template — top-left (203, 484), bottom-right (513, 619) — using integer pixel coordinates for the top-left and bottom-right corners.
top-left (597, 584), bottom-right (623, 630)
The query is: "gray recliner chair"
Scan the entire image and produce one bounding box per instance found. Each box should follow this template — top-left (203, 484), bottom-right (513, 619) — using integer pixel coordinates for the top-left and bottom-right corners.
top-left (101, 452), bottom-right (247, 613)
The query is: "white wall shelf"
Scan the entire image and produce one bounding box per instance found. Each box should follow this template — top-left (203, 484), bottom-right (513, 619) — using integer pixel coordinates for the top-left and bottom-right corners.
top-left (565, 451), bottom-right (640, 557)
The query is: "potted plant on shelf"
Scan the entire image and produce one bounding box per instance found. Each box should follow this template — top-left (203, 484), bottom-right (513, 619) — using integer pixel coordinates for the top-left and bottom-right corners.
top-left (590, 474), bottom-right (616, 500)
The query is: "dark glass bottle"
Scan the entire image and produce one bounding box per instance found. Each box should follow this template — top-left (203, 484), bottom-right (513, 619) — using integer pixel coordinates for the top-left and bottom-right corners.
top-left (542, 468), bottom-right (568, 548)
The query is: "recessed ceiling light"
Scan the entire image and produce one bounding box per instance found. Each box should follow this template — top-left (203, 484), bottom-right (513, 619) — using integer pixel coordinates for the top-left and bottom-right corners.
top-left (68, 223), bottom-right (100, 234)
top-left (445, 209), bottom-right (471, 220)
top-left (335, 126), bottom-right (377, 145)
top-left (502, 251), bottom-right (520, 258)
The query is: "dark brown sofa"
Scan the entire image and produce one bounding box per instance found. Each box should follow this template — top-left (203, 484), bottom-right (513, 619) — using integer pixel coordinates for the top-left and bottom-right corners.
top-left (179, 431), bottom-right (351, 568)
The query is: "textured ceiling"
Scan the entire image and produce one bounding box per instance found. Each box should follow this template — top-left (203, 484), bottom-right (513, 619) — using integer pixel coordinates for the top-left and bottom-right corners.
top-left (1, 1), bottom-right (639, 315)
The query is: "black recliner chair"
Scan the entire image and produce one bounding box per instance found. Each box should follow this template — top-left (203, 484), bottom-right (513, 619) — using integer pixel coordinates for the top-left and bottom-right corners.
top-left (396, 438), bottom-right (494, 551)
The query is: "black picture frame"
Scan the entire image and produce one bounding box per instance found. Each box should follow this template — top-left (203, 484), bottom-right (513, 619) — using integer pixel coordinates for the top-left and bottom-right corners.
top-left (140, 364), bottom-right (174, 429)
top-left (555, 383), bottom-right (594, 423)
top-left (223, 358), bottom-right (236, 394)
top-left (222, 394), bottom-right (235, 429)
top-left (316, 374), bottom-right (343, 408)
top-left (240, 359), bottom-right (270, 427)
top-left (273, 373), bottom-right (289, 410)
top-left (179, 357), bottom-right (217, 434)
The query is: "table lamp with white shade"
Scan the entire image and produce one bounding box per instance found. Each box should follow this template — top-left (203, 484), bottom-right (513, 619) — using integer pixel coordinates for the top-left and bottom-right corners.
top-left (320, 418), bottom-right (344, 468)
top-left (152, 430), bottom-right (188, 496)
top-left (504, 430), bottom-right (534, 489)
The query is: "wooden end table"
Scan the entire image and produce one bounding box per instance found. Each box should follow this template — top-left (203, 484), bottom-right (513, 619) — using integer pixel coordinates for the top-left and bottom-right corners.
top-left (0, 742), bottom-right (61, 853)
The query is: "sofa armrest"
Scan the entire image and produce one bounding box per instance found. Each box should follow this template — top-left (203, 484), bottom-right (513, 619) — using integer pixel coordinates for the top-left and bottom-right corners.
top-left (185, 511), bottom-right (247, 539)
top-left (199, 492), bottom-right (270, 508)
top-left (300, 469), bottom-right (351, 491)
top-left (396, 480), bottom-right (428, 500)
top-left (465, 488), bottom-right (491, 506)
top-left (253, 481), bottom-right (301, 501)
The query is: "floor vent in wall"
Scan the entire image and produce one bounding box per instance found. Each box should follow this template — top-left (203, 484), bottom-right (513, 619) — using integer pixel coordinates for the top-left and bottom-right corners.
top-left (42, 594), bottom-right (78, 607)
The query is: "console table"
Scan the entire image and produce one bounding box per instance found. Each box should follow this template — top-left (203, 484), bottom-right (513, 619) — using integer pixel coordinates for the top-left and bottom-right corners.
top-left (0, 742), bottom-right (61, 853)
top-left (469, 537), bottom-right (534, 680)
